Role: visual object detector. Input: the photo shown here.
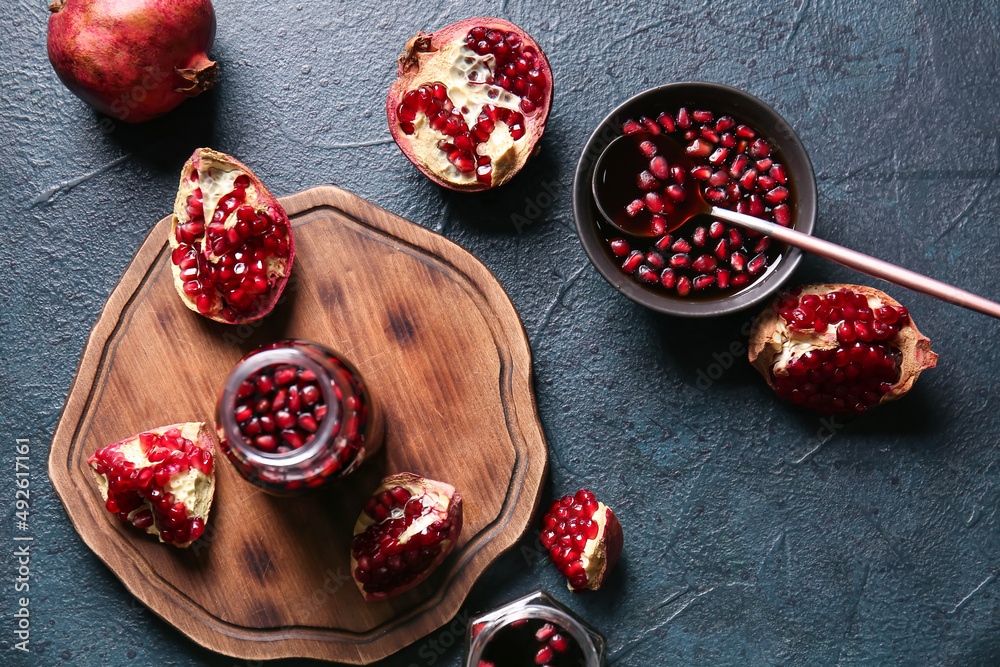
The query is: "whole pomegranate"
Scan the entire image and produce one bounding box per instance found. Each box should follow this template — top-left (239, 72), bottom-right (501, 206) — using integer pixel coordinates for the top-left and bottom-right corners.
top-left (351, 473), bottom-right (462, 601)
top-left (749, 284), bottom-right (938, 415)
top-left (387, 18), bottom-right (552, 190)
top-left (47, 0), bottom-right (217, 123)
top-left (169, 148), bottom-right (294, 324)
top-left (88, 423), bottom-right (216, 548)
top-left (541, 489), bottom-right (623, 592)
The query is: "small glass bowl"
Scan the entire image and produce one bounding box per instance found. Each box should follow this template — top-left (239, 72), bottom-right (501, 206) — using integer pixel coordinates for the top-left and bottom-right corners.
top-left (464, 591), bottom-right (606, 666)
top-left (215, 339), bottom-right (384, 496)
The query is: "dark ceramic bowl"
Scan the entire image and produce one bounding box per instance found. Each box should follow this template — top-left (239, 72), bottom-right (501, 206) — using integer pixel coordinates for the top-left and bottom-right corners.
top-left (573, 82), bottom-right (817, 317)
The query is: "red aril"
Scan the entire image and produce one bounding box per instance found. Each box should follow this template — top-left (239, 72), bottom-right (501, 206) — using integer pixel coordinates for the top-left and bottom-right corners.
top-left (351, 473), bottom-right (463, 601)
top-left (387, 18), bottom-right (552, 190)
top-left (169, 148), bottom-right (294, 324)
top-left (541, 489), bottom-right (623, 592)
top-left (48, 0), bottom-right (216, 123)
top-left (88, 423), bottom-right (215, 548)
top-left (749, 284), bottom-right (938, 415)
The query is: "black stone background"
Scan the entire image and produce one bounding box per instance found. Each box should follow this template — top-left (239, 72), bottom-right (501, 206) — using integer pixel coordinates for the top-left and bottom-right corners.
top-left (2, 0), bottom-right (1000, 665)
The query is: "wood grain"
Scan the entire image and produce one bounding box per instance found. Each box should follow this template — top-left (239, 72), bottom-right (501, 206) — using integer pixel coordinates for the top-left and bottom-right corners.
top-left (47, 186), bottom-right (548, 663)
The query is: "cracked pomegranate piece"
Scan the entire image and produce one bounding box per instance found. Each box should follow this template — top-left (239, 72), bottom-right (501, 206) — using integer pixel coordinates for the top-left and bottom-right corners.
top-left (351, 473), bottom-right (462, 601)
top-left (88, 422), bottom-right (215, 548)
top-left (387, 18), bottom-right (552, 190)
top-left (749, 284), bottom-right (938, 414)
top-left (169, 148), bottom-right (294, 324)
top-left (602, 107), bottom-right (797, 298)
top-left (541, 489), bottom-right (623, 592)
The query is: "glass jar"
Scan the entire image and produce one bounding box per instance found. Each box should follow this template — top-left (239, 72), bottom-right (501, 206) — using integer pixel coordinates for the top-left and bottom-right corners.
top-left (216, 339), bottom-right (383, 495)
top-left (464, 591), bottom-right (606, 666)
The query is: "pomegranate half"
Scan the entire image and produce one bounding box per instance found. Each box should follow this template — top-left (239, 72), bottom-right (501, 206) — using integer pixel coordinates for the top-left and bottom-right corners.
top-left (387, 18), bottom-right (553, 190)
top-left (350, 473), bottom-right (463, 601)
top-left (48, 0), bottom-right (217, 123)
top-left (749, 283), bottom-right (938, 415)
top-left (541, 489), bottom-right (623, 592)
top-left (88, 422), bottom-right (216, 548)
top-left (169, 148), bottom-right (294, 324)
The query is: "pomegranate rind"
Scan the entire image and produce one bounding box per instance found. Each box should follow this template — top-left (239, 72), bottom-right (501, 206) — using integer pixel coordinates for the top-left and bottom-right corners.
top-left (169, 147), bottom-right (295, 324)
top-left (749, 283), bottom-right (938, 409)
top-left (577, 503), bottom-right (623, 592)
top-left (386, 17), bottom-right (552, 191)
top-left (350, 472), bottom-right (463, 602)
top-left (88, 422), bottom-right (216, 549)
top-left (47, 0), bottom-right (217, 123)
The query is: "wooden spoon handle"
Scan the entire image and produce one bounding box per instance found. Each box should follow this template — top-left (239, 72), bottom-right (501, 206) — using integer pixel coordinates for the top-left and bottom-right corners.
top-left (711, 207), bottom-right (1000, 319)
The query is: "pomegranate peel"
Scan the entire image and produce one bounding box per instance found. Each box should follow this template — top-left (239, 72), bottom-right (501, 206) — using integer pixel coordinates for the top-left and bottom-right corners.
top-left (169, 148), bottom-right (294, 324)
top-left (47, 0), bottom-right (217, 123)
top-left (749, 283), bottom-right (937, 414)
top-left (88, 422), bottom-right (216, 548)
top-left (387, 18), bottom-right (552, 190)
top-left (541, 489), bottom-right (623, 592)
top-left (351, 473), bottom-right (463, 602)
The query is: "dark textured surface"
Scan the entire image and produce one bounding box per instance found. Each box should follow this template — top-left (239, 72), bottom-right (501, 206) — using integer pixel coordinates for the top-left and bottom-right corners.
top-left (2, 0), bottom-right (999, 665)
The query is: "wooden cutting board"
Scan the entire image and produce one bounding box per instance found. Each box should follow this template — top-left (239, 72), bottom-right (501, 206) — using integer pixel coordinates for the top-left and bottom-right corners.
top-left (48, 186), bottom-right (548, 663)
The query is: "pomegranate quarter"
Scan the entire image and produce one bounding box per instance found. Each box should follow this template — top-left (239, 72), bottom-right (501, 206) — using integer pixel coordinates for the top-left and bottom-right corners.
top-left (351, 473), bottom-right (462, 601)
top-left (750, 284), bottom-right (938, 415)
top-left (387, 18), bottom-right (552, 190)
top-left (169, 148), bottom-right (294, 324)
top-left (88, 423), bottom-right (215, 548)
top-left (541, 489), bottom-right (623, 592)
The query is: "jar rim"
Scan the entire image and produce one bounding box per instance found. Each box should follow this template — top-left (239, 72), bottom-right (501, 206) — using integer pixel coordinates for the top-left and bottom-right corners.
top-left (467, 597), bottom-right (602, 666)
top-left (218, 345), bottom-right (341, 468)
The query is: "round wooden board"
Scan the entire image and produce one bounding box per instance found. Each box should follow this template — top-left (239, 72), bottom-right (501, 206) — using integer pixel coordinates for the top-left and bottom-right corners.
top-left (47, 186), bottom-right (548, 663)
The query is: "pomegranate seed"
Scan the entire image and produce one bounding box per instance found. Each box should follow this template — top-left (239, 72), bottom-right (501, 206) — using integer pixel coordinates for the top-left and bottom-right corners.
top-left (692, 226), bottom-right (707, 246)
top-left (764, 186), bottom-right (789, 204)
top-left (693, 274), bottom-right (715, 290)
top-left (665, 184), bottom-right (686, 202)
top-left (639, 140), bottom-right (658, 158)
top-left (708, 170), bottom-right (730, 187)
top-left (637, 170), bottom-right (660, 190)
top-left (676, 275), bottom-right (691, 296)
top-left (657, 111), bottom-right (675, 132)
top-left (649, 156), bottom-right (670, 179)
top-left (692, 254), bottom-right (717, 273)
top-left (670, 253), bottom-right (691, 269)
top-left (609, 238), bottom-right (630, 257)
top-left (676, 107), bottom-right (691, 128)
top-left (691, 165), bottom-right (713, 180)
top-left (640, 116), bottom-right (660, 135)
top-left (625, 199), bottom-right (645, 217)
top-left (536, 623), bottom-right (556, 642)
top-left (644, 192), bottom-right (666, 213)
top-left (672, 238), bottom-right (692, 253)
top-left (660, 268), bottom-right (677, 288)
top-left (686, 139), bottom-right (713, 157)
top-left (708, 147), bottom-right (728, 165)
top-left (636, 265), bottom-right (659, 284)
top-left (622, 251), bottom-right (644, 273)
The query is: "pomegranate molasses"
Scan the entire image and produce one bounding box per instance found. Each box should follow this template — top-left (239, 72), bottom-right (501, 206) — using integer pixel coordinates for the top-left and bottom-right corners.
top-left (216, 339), bottom-right (383, 495)
top-left (598, 107), bottom-right (798, 299)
